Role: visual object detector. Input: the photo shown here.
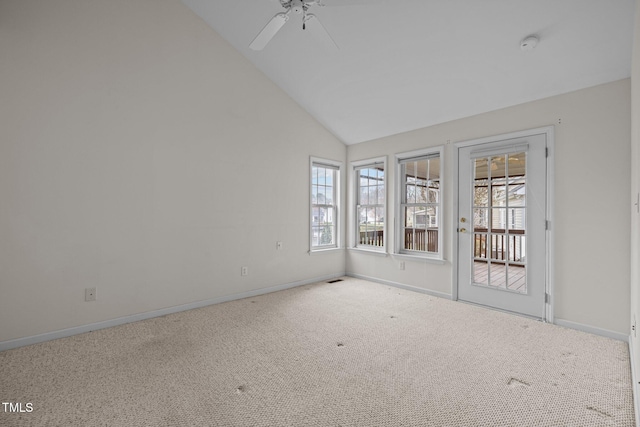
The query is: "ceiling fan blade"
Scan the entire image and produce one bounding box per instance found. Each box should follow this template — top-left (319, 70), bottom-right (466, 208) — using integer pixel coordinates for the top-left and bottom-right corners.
top-left (305, 13), bottom-right (338, 50)
top-left (250, 12), bottom-right (289, 51)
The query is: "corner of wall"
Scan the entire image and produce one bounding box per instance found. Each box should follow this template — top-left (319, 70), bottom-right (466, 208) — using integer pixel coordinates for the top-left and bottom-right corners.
top-left (629, 0), bottom-right (640, 424)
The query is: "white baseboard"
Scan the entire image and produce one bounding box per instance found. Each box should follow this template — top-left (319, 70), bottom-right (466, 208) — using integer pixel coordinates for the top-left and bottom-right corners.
top-left (346, 272), bottom-right (452, 300)
top-left (629, 335), bottom-right (640, 427)
top-left (554, 318), bottom-right (629, 342)
top-left (344, 275), bottom-right (628, 343)
top-left (0, 272), bottom-right (345, 352)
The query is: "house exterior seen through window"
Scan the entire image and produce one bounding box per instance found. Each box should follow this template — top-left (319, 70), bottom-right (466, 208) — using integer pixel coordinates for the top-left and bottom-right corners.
top-left (311, 159), bottom-right (340, 250)
top-left (397, 149), bottom-right (442, 258)
top-left (354, 159), bottom-right (385, 250)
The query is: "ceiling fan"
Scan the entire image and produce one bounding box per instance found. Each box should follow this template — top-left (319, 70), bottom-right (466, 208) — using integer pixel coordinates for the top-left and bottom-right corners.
top-left (249, 0), bottom-right (336, 50)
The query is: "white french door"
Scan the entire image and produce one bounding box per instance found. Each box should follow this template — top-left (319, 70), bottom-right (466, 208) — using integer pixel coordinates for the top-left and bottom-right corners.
top-left (457, 132), bottom-right (547, 319)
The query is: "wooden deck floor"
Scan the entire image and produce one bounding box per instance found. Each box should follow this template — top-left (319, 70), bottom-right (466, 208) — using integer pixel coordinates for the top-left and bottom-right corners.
top-left (473, 261), bottom-right (526, 293)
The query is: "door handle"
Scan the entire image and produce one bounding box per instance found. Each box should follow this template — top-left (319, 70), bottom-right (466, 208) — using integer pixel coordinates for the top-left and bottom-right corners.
top-left (459, 228), bottom-right (467, 233)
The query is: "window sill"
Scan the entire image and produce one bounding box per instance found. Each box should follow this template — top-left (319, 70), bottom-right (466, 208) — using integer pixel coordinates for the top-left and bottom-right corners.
top-left (349, 247), bottom-right (388, 257)
top-left (309, 247), bottom-right (344, 255)
top-left (392, 253), bottom-right (446, 265)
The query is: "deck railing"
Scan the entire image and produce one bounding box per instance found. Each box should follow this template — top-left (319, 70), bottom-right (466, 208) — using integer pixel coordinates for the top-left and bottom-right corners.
top-left (358, 228), bottom-right (521, 260)
top-left (358, 228), bottom-right (438, 252)
top-left (404, 228), bottom-right (438, 252)
top-left (359, 230), bottom-right (384, 247)
top-left (473, 228), bottom-right (525, 263)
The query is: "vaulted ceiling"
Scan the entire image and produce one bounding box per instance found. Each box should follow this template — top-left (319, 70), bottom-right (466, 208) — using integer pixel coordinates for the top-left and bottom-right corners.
top-left (181, 0), bottom-right (635, 145)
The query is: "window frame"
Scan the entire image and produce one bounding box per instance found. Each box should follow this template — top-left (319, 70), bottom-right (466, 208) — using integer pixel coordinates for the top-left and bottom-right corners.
top-left (395, 146), bottom-right (444, 260)
top-left (352, 157), bottom-right (387, 252)
top-left (310, 157), bottom-right (342, 252)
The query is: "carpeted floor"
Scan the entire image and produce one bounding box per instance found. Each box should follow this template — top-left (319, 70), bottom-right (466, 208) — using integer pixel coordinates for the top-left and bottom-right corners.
top-left (0, 277), bottom-right (635, 426)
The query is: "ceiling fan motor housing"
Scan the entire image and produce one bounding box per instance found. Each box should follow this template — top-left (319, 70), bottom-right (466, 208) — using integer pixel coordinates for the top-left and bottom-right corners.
top-left (291, 0), bottom-right (304, 14)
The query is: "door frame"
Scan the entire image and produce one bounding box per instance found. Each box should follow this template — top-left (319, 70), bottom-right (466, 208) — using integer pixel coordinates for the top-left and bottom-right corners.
top-left (452, 126), bottom-right (555, 322)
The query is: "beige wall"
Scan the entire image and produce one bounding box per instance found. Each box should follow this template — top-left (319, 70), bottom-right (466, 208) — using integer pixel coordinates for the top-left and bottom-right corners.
top-left (0, 0), bottom-right (346, 343)
top-left (348, 79), bottom-right (631, 335)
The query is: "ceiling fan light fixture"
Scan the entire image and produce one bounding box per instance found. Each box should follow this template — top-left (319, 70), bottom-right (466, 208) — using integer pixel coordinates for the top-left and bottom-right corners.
top-left (520, 35), bottom-right (539, 51)
top-left (250, 0), bottom-right (336, 51)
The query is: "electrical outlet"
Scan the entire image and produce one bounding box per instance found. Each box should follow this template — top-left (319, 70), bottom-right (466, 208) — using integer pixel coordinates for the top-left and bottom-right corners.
top-left (241, 266), bottom-right (248, 276)
top-left (399, 261), bottom-right (405, 270)
top-left (276, 241), bottom-right (283, 250)
top-left (85, 287), bottom-right (96, 302)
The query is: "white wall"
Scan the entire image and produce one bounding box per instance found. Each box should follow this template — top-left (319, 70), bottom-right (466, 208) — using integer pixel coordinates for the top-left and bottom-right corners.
top-left (348, 79), bottom-right (631, 335)
top-left (0, 0), bottom-right (632, 346)
top-left (0, 0), bottom-right (346, 343)
top-left (630, 0), bottom-right (640, 394)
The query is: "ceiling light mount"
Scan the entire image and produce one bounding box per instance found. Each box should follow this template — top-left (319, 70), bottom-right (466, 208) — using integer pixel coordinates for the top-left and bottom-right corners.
top-left (520, 35), bottom-right (539, 51)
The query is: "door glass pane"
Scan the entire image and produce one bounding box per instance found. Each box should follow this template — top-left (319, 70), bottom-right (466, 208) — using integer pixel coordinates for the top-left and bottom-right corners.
top-left (508, 152), bottom-right (526, 177)
top-left (510, 235), bottom-right (526, 263)
top-left (474, 158), bottom-right (489, 181)
top-left (492, 180), bottom-right (507, 207)
top-left (473, 260), bottom-right (489, 285)
top-left (507, 265), bottom-right (526, 292)
top-left (490, 262), bottom-right (507, 289)
top-left (465, 140), bottom-right (542, 312)
top-left (474, 208), bottom-right (488, 229)
top-left (491, 208), bottom-right (506, 230)
top-left (491, 234), bottom-right (506, 261)
top-left (508, 179), bottom-right (526, 207)
top-left (474, 180), bottom-right (489, 206)
top-left (471, 151), bottom-right (528, 294)
top-left (474, 233), bottom-right (487, 259)
top-left (491, 155), bottom-right (506, 179)
top-left (508, 208), bottom-right (525, 231)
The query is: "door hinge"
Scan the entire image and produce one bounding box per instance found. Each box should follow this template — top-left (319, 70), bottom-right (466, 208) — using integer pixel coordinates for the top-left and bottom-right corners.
top-left (545, 147), bottom-right (549, 157)
top-left (545, 220), bottom-right (550, 230)
top-left (545, 293), bottom-right (551, 304)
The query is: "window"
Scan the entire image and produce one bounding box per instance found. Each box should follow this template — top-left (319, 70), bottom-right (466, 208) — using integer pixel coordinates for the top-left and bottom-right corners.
top-left (310, 158), bottom-right (340, 250)
top-left (354, 158), bottom-right (386, 250)
top-left (397, 148), bottom-right (442, 258)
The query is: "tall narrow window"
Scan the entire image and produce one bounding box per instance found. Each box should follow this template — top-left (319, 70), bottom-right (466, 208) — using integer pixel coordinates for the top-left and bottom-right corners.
top-left (397, 149), bottom-right (442, 258)
top-left (354, 159), bottom-right (386, 250)
top-left (311, 158), bottom-right (340, 250)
